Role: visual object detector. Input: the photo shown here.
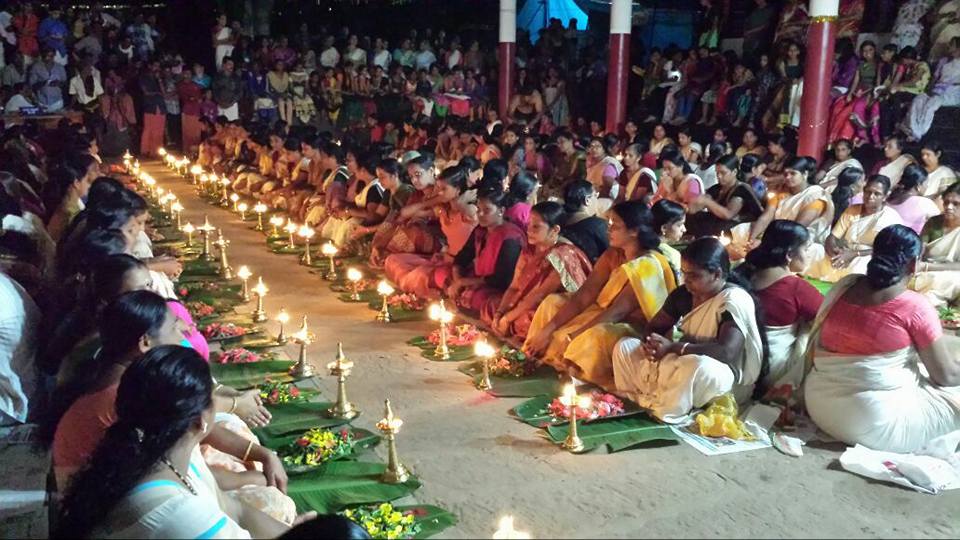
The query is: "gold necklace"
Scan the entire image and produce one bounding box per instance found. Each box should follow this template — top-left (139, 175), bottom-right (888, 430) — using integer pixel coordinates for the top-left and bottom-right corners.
top-left (160, 456), bottom-right (198, 496)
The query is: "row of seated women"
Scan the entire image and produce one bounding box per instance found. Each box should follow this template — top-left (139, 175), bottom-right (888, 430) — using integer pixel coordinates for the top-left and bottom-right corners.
top-left (33, 175), bottom-right (314, 537)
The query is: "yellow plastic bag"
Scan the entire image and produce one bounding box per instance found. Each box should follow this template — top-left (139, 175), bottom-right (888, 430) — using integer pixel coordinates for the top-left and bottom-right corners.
top-left (695, 393), bottom-right (754, 440)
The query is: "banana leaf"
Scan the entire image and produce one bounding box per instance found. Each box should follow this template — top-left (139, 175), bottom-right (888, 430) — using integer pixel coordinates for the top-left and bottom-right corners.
top-left (227, 335), bottom-right (285, 350)
top-left (407, 336), bottom-right (476, 362)
top-left (254, 401), bottom-right (355, 448)
top-left (545, 415), bottom-right (680, 453)
top-left (209, 360), bottom-right (296, 389)
top-left (275, 428), bottom-right (382, 474)
top-left (182, 258), bottom-right (221, 277)
top-left (270, 244), bottom-right (306, 255)
top-left (202, 327), bottom-right (264, 344)
top-left (365, 299), bottom-right (427, 322)
top-left (337, 290), bottom-right (381, 303)
top-left (285, 461), bottom-right (421, 514)
top-left (511, 393), bottom-right (646, 428)
top-left (456, 362), bottom-right (562, 398)
top-left (399, 505), bottom-right (458, 539)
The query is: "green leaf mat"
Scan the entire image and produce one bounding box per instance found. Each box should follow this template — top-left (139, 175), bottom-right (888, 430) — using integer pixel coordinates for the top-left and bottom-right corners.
top-left (337, 290), bottom-right (381, 303)
top-left (209, 360), bottom-right (296, 389)
top-left (270, 244), bottom-right (306, 255)
top-left (407, 336), bottom-right (475, 362)
top-left (399, 505), bottom-right (459, 539)
top-left (511, 394), bottom-right (647, 428)
top-left (545, 416), bottom-right (680, 453)
top-left (254, 401), bottom-right (355, 447)
top-left (182, 258), bottom-right (221, 277)
top-left (227, 335), bottom-right (285, 350)
top-left (276, 428), bottom-right (382, 474)
top-left (203, 328), bottom-right (264, 344)
top-left (286, 461), bottom-right (421, 514)
top-left (456, 362), bottom-right (563, 398)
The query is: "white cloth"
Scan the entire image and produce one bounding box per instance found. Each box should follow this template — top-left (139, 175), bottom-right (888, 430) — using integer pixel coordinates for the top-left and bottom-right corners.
top-left (906, 58), bottom-right (960, 140)
top-left (922, 166), bottom-right (958, 198)
top-left (612, 286), bottom-right (763, 422)
top-left (344, 48), bottom-right (366, 66)
top-left (3, 94), bottom-right (33, 114)
top-left (806, 205), bottom-right (905, 282)
top-left (214, 27), bottom-right (234, 69)
top-left (319, 47), bottom-right (340, 68)
top-left (372, 49), bottom-right (390, 70)
top-left (415, 50), bottom-right (437, 70)
top-left (1, 212), bottom-right (54, 276)
top-left (68, 72), bottom-right (104, 105)
top-left (764, 322), bottom-right (810, 390)
top-left (819, 158), bottom-right (864, 193)
top-left (218, 103), bottom-right (239, 121)
top-left (94, 446), bottom-right (251, 539)
top-left (804, 275), bottom-right (960, 453)
top-left (839, 433), bottom-right (960, 494)
top-left (0, 273), bottom-right (39, 424)
top-left (912, 224), bottom-right (960, 307)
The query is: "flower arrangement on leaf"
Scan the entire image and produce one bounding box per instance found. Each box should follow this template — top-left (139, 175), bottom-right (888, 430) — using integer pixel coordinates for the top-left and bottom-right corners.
top-left (279, 427), bottom-right (354, 467)
top-left (547, 391), bottom-right (625, 420)
top-left (179, 282), bottom-right (223, 298)
top-left (939, 306), bottom-right (960, 329)
top-left (342, 503), bottom-right (421, 540)
top-left (427, 323), bottom-right (480, 347)
top-left (257, 379), bottom-right (305, 405)
top-left (387, 293), bottom-right (426, 311)
top-left (185, 301), bottom-right (215, 319)
top-left (215, 347), bottom-right (262, 364)
top-left (202, 322), bottom-right (248, 339)
top-left (488, 346), bottom-right (538, 377)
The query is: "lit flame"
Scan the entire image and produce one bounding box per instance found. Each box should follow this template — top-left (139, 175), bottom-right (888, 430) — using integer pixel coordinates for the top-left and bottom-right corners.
top-left (493, 516), bottom-right (531, 540)
top-left (298, 225), bottom-right (315, 239)
top-left (254, 202), bottom-right (268, 213)
top-left (377, 280), bottom-right (395, 296)
top-left (230, 193), bottom-right (240, 203)
top-left (236, 265), bottom-right (251, 280)
top-left (199, 173), bottom-right (209, 183)
top-left (269, 215), bottom-right (285, 226)
top-left (190, 164), bottom-right (203, 175)
top-left (171, 202), bottom-right (184, 213)
top-left (252, 277), bottom-right (268, 296)
top-left (181, 222), bottom-right (195, 234)
top-left (475, 340), bottom-right (496, 358)
top-left (158, 147), bottom-right (167, 156)
top-left (284, 222), bottom-right (298, 234)
top-left (277, 308), bottom-right (290, 324)
top-left (320, 242), bottom-right (338, 256)
top-left (237, 202), bottom-right (249, 213)
top-left (220, 177), bottom-right (231, 186)
top-left (347, 268), bottom-right (362, 282)
top-left (718, 234), bottom-right (731, 246)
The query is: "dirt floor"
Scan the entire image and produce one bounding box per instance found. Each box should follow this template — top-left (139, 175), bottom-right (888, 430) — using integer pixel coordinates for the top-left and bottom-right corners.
top-left (3, 162), bottom-right (958, 538)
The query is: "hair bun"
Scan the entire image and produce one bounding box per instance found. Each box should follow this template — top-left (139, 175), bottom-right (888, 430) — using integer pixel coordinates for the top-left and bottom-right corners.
top-left (865, 254), bottom-right (904, 289)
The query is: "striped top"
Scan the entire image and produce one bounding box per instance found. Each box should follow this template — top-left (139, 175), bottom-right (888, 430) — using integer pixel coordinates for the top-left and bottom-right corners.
top-left (93, 446), bottom-right (251, 539)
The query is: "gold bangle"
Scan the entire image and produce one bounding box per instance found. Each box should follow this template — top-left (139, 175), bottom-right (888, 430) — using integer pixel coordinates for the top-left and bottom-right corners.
top-left (242, 441), bottom-right (254, 461)
top-left (229, 396), bottom-right (238, 414)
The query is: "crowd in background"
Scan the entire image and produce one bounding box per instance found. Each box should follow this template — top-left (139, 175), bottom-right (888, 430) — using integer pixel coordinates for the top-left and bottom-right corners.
top-left (0, 1), bottom-right (959, 538)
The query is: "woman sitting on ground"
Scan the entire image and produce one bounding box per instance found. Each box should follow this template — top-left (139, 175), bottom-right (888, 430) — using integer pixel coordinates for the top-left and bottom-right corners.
top-left (524, 201), bottom-right (677, 387)
top-left (617, 142), bottom-right (657, 203)
top-left (871, 135), bottom-right (915, 188)
top-left (560, 180), bottom-right (608, 264)
top-left (321, 153), bottom-right (386, 247)
top-left (816, 139), bottom-right (863, 192)
top-left (651, 199), bottom-right (686, 272)
top-left (370, 155), bottom-right (441, 265)
top-left (383, 165), bottom-right (478, 299)
top-left (44, 155), bottom-right (98, 242)
top-left (612, 236), bottom-right (766, 422)
top-left (584, 134), bottom-right (623, 213)
top-left (886, 164), bottom-right (942, 234)
top-left (807, 174), bottom-right (903, 282)
top-left (484, 201), bottom-right (592, 340)
top-left (446, 190), bottom-right (525, 313)
top-left (686, 154), bottom-right (765, 237)
top-left (828, 166), bottom-right (867, 228)
top-left (760, 131), bottom-right (794, 190)
top-left (805, 225), bottom-right (960, 453)
top-left (913, 182), bottom-right (960, 307)
top-left (918, 141), bottom-right (958, 199)
top-left (735, 220), bottom-right (823, 392)
top-left (503, 171), bottom-right (538, 230)
top-left (735, 156), bottom-right (835, 247)
top-left (652, 145), bottom-right (704, 209)
top-left (350, 158), bottom-right (413, 257)
top-left (55, 346), bottom-right (304, 538)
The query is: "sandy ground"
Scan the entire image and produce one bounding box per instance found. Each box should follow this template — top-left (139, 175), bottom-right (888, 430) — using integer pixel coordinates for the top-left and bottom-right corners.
top-left (3, 161), bottom-right (958, 538)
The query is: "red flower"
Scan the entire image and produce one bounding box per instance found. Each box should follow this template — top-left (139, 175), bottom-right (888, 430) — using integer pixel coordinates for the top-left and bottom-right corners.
top-left (289, 387), bottom-right (300, 397)
top-left (296, 438), bottom-right (310, 447)
top-left (178, 287), bottom-right (189, 297)
top-left (339, 428), bottom-right (349, 438)
top-left (270, 390), bottom-right (280, 401)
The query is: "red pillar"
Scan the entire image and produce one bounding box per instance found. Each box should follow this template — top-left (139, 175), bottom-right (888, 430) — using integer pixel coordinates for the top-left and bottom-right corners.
top-left (605, 0), bottom-right (632, 134)
top-left (498, 0), bottom-right (517, 120)
top-left (797, 2), bottom-right (839, 162)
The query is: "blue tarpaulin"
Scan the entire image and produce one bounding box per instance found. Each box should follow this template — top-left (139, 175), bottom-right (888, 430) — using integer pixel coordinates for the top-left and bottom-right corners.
top-left (518, 0), bottom-right (589, 42)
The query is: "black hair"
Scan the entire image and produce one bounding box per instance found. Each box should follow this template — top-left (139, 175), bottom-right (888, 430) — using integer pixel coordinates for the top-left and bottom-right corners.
top-left (377, 157), bottom-right (400, 178)
top-left (87, 190), bottom-right (148, 231)
top-left (507, 171), bottom-right (538, 206)
top-left (91, 254), bottom-right (149, 307)
top-left (611, 201), bottom-right (660, 250)
top-left (831, 167), bottom-right (865, 225)
top-left (322, 141), bottom-right (345, 163)
top-left (900, 46), bottom-right (918, 60)
top-left (438, 165), bottom-right (469, 193)
top-left (885, 134), bottom-right (904, 152)
top-left (833, 138), bottom-right (854, 154)
top-left (896, 164), bottom-right (927, 193)
top-left (785, 156), bottom-right (818, 185)
top-left (921, 139), bottom-right (943, 158)
top-left (478, 188), bottom-right (509, 209)
top-left (459, 156), bottom-right (481, 173)
top-left (280, 515), bottom-right (372, 540)
top-left (658, 146), bottom-right (693, 174)
top-left (563, 179), bottom-right (594, 213)
top-left (739, 153), bottom-right (762, 180)
top-left (767, 131), bottom-right (797, 155)
top-left (866, 173), bottom-right (893, 194)
top-left (55, 346), bottom-right (212, 539)
top-left (283, 137), bottom-right (302, 152)
top-left (683, 237), bottom-right (769, 390)
top-left (737, 220), bottom-right (810, 279)
top-left (532, 201), bottom-right (566, 229)
top-left (625, 140), bottom-right (649, 157)
top-left (651, 199), bottom-right (685, 233)
top-left (943, 181), bottom-right (960, 199)
top-left (482, 159), bottom-right (509, 186)
top-left (715, 154), bottom-right (739, 175)
top-left (40, 290), bottom-right (171, 447)
top-left (86, 177), bottom-right (125, 209)
top-left (866, 224), bottom-right (922, 290)
top-left (409, 153), bottom-right (434, 171)
top-left (56, 227), bottom-right (129, 284)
